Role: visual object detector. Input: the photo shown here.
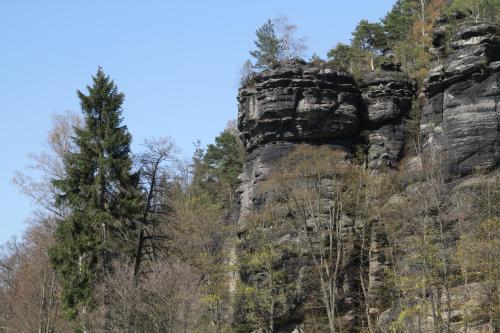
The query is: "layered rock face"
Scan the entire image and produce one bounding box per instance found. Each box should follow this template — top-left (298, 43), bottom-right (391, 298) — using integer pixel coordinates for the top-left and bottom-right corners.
top-left (237, 59), bottom-right (361, 153)
top-left (360, 64), bottom-right (416, 168)
top-left (422, 17), bottom-right (500, 176)
top-left (370, 17), bottom-right (500, 332)
top-left (235, 24), bottom-right (500, 328)
top-left (237, 60), bottom-right (416, 168)
top-left (237, 60), bottom-right (416, 230)
top-left (238, 60), bottom-right (361, 221)
top-left (235, 60), bottom-right (415, 332)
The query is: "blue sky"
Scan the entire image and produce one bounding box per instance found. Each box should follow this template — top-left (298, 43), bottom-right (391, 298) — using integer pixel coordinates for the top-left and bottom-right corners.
top-left (1, 0), bottom-right (395, 244)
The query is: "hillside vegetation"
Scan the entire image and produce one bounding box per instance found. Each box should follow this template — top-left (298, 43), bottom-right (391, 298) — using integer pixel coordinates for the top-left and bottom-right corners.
top-left (1, 1), bottom-right (499, 332)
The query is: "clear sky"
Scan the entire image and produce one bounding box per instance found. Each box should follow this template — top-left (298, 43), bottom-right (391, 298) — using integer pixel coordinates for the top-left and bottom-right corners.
top-left (1, 0), bottom-right (395, 244)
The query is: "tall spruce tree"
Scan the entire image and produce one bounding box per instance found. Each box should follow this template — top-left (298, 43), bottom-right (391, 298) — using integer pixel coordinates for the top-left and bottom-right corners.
top-left (49, 68), bottom-right (142, 326)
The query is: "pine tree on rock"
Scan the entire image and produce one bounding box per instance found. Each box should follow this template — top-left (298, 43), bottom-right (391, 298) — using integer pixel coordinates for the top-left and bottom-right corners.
top-left (49, 68), bottom-right (142, 327)
top-left (250, 19), bottom-right (282, 69)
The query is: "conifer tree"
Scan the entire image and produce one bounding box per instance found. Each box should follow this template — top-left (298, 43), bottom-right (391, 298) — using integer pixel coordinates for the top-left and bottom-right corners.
top-left (204, 128), bottom-right (244, 206)
top-left (352, 20), bottom-right (387, 70)
top-left (250, 19), bottom-right (282, 69)
top-left (49, 68), bottom-right (142, 326)
top-left (249, 17), bottom-right (307, 71)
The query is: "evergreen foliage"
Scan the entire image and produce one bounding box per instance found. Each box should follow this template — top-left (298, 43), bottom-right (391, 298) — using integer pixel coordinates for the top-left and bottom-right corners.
top-left (250, 19), bottom-right (282, 70)
top-left (3, 2), bottom-right (500, 332)
top-left (351, 20), bottom-right (387, 53)
top-left (383, 0), bottom-right (417, 47)
top-left (447, 0), bottom-right (500, 22)
top-left (249, 17), bottom-right (307, 71)
top-left (49, 68), bottom-right (142, 325)
top-left (326, 42), bottom-right (354, 71)
top-left (327, 0), bottom-right (446, 83)
top-left (204, 128), bottom-right (245, 202)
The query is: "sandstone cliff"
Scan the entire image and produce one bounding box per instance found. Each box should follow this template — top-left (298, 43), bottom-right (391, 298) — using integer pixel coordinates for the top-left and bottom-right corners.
top-left (423, 15), bottom-right (500, 176)
top-left (234, 15), bottom-right (499, 333)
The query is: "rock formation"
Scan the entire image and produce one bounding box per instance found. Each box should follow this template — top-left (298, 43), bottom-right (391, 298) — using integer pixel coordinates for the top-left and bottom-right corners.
top-left (237, 59), bottom-right (361, 153)
top-left (422, 15), bottom-right (500, 176)
top-left (360, 64), bottom-right (416, 168)
top-left (371, 15), bottom-right (500, 333)
top-left (234, 16), bottom-right (500, 333)
top-left (236, 60), bottom-right (416, 332)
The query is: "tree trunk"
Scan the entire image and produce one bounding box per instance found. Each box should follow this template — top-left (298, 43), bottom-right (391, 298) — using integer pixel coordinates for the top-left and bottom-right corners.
top-left (133, 160), bottom-right (159, 280)
top-left (420, 0), bottom-right (426, 38)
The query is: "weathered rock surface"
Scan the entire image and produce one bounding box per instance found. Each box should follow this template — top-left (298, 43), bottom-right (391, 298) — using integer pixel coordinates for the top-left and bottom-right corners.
top-left (360, 67), bottom-right (416, 168)
top-left (238, 59), bottom-right (416, 169)
top-left (238, 59), bottom-right (361, 153)
top-left (422, 18), bottom-right (500, 176)
top-left (237, 142), bottom-right (297, 221)
top-left (235, 60), bottom-right (416, 332)
top-left (371, 17), bottom-right (500, 333)
top-left (234, 17), bottom-right (500, 329)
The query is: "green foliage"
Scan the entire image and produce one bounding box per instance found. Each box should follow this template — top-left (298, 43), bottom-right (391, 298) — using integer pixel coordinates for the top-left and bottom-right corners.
top-left (327, 42), bottom-right (376, 79)
top-left (377, 162), bottom-right (500, 331)
top-left (382, 0), bottom-right (418, 47)
top-left (352, 20), bottom-right (387, 71)
top-left (250, 19), bottom-right (282, 70)
top-left (454, 175), bottom-right (500, 321)
top-left (49, 68), bottom-right (142, 325)
top-left (457, 217), bottom-right (500, 280)
top-left (236, 146), bottom-right (374, 332)
top-left (447, 0), bottom-right (500, 22)
top-left (203, 127), bottom-right (245, 207)
top-left (326, 0), bottom-right (446, 80)
top-left (237, 223), bottom-right (292, 333)
top-left (168, 180), bottom-right (234, 332)
top-left (352, 20), bottom-right (387, 53)
top-left (204, 129), bottom-right (244, 192)
top-left (49, 211), bottom-right (100, 321)
top-left (327, 42), bottom-right (353, 70)
top-left (327, 20), bottom-right (387, 75)
top-left (393, 40), bottom-right (430, 84)
top-left (249, 16), bottom-right (307, 72)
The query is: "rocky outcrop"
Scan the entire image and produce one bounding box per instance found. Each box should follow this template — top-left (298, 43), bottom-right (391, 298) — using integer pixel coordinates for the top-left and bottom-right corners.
top-left (370, 16), bottom-right (500, 332)
top-left (377, 281), bottom-right (499, 333)
top-left (237, 59), bottom-right (361, 153)
top-left (234, 17), bottom-right (500, 328)
top-left (237, 60), bottom-right (416, 168)
top-left (237, 142), bottom-right (298, 220)
top-left (371, 16), bottom-right (500, 333)
top-left (360, 64), bottom-right (416, 168)
top-left (236, 60), bottom-right (366, 227)
top-left (235, 60), bottom-right (416, 332)
top-left (422, 17), bottom-right (500, 176)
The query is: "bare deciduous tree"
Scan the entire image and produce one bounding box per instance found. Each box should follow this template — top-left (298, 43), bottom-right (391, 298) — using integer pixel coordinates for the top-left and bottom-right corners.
top-left (258, 145), bottom-right (371, 333)
top-left (0, 217), bottom-right (70, 333)
top-left (12, 111), bottom-right (82, 218)
top-left (133, 137), bottom-right (179, 279)
top-left (89, 259), bottom-right (202, 332)
top-left (272, 15), bottom-right (308, 60)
